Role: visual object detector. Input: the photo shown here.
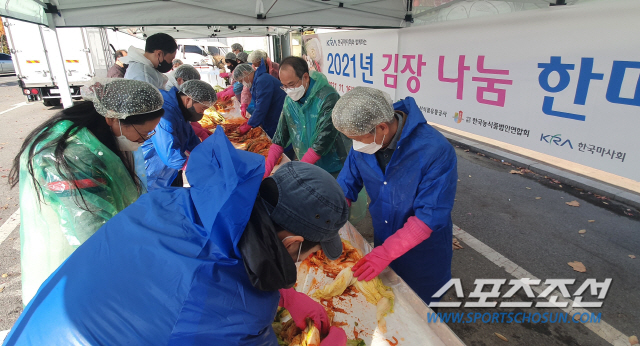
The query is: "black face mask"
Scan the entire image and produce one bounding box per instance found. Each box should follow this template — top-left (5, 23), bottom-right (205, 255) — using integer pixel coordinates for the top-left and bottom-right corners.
top-left (187, 105), bottom-right (203, 122)
top-left (156, 54), bottom-right (173, 73)
top-left (178, 93), bottom-right (202, 122)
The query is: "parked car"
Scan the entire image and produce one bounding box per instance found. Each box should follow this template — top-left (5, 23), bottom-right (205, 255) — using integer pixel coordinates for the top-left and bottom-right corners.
top-left (0, 53), bottom-right (15, 74)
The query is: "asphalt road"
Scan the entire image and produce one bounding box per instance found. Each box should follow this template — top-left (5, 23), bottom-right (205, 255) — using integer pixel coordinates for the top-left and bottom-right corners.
top-left (0, 74), bottom-right (638, 345)
top-left (445, 149), bottom-right (639, 346)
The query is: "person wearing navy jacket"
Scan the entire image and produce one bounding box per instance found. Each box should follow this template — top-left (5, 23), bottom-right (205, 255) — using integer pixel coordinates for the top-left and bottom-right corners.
top-left (232, 61), bottom-right (286, 138)
top-left (333, 87), bottom-right (458, 305)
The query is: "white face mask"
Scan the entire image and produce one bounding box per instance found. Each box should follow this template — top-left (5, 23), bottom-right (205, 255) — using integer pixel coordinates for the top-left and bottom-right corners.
top-left (353, 129), bottom-right (385, 154)
top-left (243, 81), bottom-right (252, 89)
top-left (116, 120), bottom-right (143, 152)
top-left (282, 236), bottom-right (303, 263)
top-left (285, 81), bottom-right (306, 101)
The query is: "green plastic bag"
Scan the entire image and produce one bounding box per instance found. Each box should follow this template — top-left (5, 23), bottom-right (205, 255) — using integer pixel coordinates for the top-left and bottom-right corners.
top-left (18, 120), bottom-right (139, 305)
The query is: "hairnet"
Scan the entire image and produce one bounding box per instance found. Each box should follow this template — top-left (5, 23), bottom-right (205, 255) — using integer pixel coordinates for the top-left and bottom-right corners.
top-left (231, 43), bottom-right (243, 51)
top-left (174, 64), bottom-right (201, 82)
top-left (248, 49), bottom-right (268, 65)
top-left (331, 87), bottom-right (395, 137)
top-left (172, 59), bottom-right (183, 65)
top-left (233, 63), bottom-right (254, 82)
top-left (236, 51), bottom-right (248, 63)
top-left (81, 78), bottom-right (163, 119)
top-left (179, 80), bottom-right (217, 107)
top-left (225, 52), bottom-right (237, 60)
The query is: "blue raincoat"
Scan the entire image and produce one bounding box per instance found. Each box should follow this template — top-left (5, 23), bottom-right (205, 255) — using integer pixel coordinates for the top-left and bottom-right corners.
top-left (142, 87), bottom-right (201, 191)
top-left (248, 61), bottom-right (286, 138)
top-left (3, 130), bottom-right (280, 346)
top-left (337, 97), bottom-right (458, 304)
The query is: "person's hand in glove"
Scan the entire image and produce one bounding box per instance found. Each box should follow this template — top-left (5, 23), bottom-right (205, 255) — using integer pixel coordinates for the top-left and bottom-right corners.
top-left (300, 148), bottom-right (321, 165)
top-left (240, 104), bottom-right (248, 118)
top-left (264, 144), bottom-right (284, 178)
top-left (279, 288), bottom-right (330, 335)
top-left (321, 326), bottom-right (347, 346)
top-left (219, 72), bottom-right (229, 78)
top-left (216, 87), bottom-right (234, 101)
top-left (237, 122), bottom-right (252, 135)
top-left (352, 216), bottom-right (432, 281)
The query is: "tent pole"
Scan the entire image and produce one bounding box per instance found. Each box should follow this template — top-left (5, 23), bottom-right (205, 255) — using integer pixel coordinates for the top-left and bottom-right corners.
top-left (45, 9), bottom-right (74, 108)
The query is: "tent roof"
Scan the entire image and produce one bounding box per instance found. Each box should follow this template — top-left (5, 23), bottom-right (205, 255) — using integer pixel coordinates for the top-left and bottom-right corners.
top-left (1, 0), bottom-right (582, 38)
top-left (2, 0), bottom-right (410, 29)
top-left (118, 25), bottom-right (303, 40)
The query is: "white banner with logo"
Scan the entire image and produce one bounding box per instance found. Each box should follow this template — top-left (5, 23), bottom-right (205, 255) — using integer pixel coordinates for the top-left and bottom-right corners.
top-left (305, 0), bottom-right (640, 181)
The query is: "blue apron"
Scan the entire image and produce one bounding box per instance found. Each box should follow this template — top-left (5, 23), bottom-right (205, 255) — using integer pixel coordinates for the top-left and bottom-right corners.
top-left (337, 97), bottom-right (458, 304)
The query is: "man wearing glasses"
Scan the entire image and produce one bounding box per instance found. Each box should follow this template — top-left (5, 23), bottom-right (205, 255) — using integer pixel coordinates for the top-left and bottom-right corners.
top-left (263, 56), bottom-right (351, 178)
top-left (142, 79), bottom-right (217, 190)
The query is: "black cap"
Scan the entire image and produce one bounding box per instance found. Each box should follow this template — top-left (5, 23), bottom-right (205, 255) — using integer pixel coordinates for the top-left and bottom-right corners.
top-left (260, 162), bottom-right (349, 260)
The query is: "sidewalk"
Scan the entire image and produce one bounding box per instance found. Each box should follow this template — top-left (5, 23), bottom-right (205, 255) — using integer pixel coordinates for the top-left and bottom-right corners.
top-left (433, 124), bottom-right (640, 209)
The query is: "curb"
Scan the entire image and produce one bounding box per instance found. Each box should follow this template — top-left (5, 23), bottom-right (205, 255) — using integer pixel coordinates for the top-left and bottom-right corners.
top-left (439, 129), bottom-right (640, 210)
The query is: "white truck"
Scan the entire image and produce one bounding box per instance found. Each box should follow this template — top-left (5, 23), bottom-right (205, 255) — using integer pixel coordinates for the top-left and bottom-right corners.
top-left (176, 39), bottom-right (230, 67)
top-left (4, 18), bottom-right (113, 106)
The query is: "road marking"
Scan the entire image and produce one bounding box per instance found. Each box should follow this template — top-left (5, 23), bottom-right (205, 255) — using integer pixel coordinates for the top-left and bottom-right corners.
top-left (0, 209), bottom-right (19, 246)
top-left (0, 102), bottom-right (31, 116)
top-left (453, 224), bottom-right (629, 346)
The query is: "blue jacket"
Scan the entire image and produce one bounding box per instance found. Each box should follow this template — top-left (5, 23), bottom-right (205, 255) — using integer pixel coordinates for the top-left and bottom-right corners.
top-left (249, 60), bottom-right (286, 138)
top-left (3, 130), bottom-right (281, 346)
top-left (337, 97), bottom-right (458, 304)
top-left (142, 87), bottom-right (201, 191)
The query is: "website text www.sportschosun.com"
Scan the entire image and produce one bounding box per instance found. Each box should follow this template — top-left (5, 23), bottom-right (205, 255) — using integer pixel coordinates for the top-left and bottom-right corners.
top-left (427, 312), bottom-right (601, 324)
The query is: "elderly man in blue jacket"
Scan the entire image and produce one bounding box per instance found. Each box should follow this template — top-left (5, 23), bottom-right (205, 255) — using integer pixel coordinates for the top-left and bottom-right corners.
top-left (3, 130), bottom-right (349, 346)
top-left (233, 61), bottom-right (286, 138)
top-left (142, 79), bottom-right (217, 191)
top-left (333, 87), bottom-right (458, 306)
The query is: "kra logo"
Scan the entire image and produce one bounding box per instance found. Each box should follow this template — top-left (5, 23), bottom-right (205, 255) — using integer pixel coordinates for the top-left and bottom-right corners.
top-left (454, 111), bottom-right (463, 124)
top-left (540, 133), bottom-right (574, 149)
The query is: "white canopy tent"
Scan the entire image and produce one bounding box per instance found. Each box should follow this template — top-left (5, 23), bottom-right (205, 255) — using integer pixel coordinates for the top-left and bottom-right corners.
top-left (2, 0), bottom-right (582, 33)
top-left (0, 0), bottom-right (583, 107)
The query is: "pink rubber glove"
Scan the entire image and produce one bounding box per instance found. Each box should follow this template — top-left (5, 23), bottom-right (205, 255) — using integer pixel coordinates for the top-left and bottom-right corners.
top-left (216, 87), bottom-right (234, 101)
top-left (352, 216), bottom-right (433, 281)
top-left (240, 104), bottom-right (248, 118)
top-left (264, 144), bottom-right (284, 178)
top-left (238, 122), bottom-right (252, 135)
top-left (321, 326), bottom-right (347, 346)
top-left (346, 198), bottom-right (352, 207)
top-left (220, 72), bottom-right (229, 78)
top-left (300, 148), bottom-right (322, 165)
top-left (279, 288), bottom-right (330, 335)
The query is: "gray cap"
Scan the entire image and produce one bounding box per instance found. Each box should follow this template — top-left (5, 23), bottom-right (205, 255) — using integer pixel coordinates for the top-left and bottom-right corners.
top-left (231, 43), bottom-right (243, 51)
top-left (225, 52), bottom-right (237, 60)
top-left (260, 161), bottom-right (349, 260)
top-left (81, 78), bottom-right (164, 119)
top-left (332, 86), bottom-right (395, 137)
top-left (233, 63), bottom-right (254, 82)
top-left (179, 80), bottom-right (217, 107)
top-left (174, 64), bottom-right (200, 82)
top-left (236, 51), bottom-right (249, 63)
top-left (248, 49), bottom-right (268, 65)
